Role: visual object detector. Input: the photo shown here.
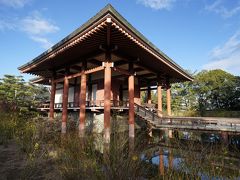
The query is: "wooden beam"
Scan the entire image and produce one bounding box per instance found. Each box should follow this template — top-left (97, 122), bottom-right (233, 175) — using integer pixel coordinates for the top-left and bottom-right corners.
top-left (44, 50), bottom-right (103, 77)
top-left (137, 73), bottom-right (156, 78)
top-left (113, 51), bottom-right (158, 74)
top-left (53, 66), bottom-right (104, 83)
top-left (113, 67), bottom-right (131, 76)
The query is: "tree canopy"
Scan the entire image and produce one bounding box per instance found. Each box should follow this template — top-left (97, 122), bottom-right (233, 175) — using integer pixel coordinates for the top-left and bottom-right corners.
top-left (171, 69), bottom-right (240, 114)
top-left (148, 69), bottom-right (240, 116)
top-left (0, 75), bottom-right (49, 112)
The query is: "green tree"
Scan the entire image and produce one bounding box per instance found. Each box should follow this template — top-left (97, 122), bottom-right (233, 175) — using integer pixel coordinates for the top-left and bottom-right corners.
top-left (171, 81), bottom-right (196, 112)
top-left (169, 69), bottom-right (239, 116)
top-left (0, 75), bottom-right (49, 112)
top-left (193, 69), bottom-right (237, 112)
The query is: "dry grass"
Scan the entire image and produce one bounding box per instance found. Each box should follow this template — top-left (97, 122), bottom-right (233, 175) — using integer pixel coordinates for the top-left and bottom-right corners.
top-left (0, 112), bottom-right (239, 179)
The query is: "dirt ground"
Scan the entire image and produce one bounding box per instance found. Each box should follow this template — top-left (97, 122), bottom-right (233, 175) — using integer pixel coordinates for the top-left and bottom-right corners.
top-left (0, 141), bottom-right (27, 180)
top-left (0, 141), bottom-right (61, 180)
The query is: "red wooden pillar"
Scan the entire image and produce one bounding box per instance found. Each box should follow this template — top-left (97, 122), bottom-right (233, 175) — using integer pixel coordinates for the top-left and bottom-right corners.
top-left (62, 75), bottom-right (69, 134)
top-left (104, 61), bottom-right (111, 143)
top-left (129, 62), bottom-right (135, 138)
top-left (157, 79), bottom-right (163, 117)
top-left (166, 80), bottom-right (171, 116)
top-left (79, 73), bottom-right (87, 135)
top-left (49, 79), bottom-right (56, 120)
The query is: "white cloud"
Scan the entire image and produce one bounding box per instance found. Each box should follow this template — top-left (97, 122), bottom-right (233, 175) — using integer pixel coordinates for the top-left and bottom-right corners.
top-left (0, 11), bottom-right (58, 49)
top-left (137, 0), bottom-right (175, 10)
top-left (203, 31), bottom-right (240, 75)
top-left (20, 12), bottom-right (59, 35)
top-left (210, 31), bottom-right (240, 59)
top-left (30, 36), bottom-right (53, 49)
top-left (0, 0), bottom-right (30, 8)
top-left (205, 0), bottom-right (240, 18)
top-left (19, 11), bottom-right (59, 49)
top-left (203, 55), bottom-right (240, 74)
top-left (0, 19), bottom-right (16, 31)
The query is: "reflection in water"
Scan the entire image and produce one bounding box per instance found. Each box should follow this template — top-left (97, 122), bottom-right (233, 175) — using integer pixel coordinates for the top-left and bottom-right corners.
top-left (149, 129), bottom-right (240, 179)
top-left (58, 115), bottom-right (240, 179)
top-left (159, 147), bottom-right (164, 175)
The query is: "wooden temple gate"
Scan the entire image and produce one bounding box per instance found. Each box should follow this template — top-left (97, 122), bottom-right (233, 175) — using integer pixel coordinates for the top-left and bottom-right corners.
top-left (18, 5), bottom-right (193, 141)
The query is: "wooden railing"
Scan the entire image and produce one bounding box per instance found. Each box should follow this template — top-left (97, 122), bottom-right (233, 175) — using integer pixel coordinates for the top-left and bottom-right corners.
top-left (134, 103), bottom-right (240, 132)
top-left (134, 103), bottom-right (163, 122)
top-left (39, 100), bottom-right (129, 109)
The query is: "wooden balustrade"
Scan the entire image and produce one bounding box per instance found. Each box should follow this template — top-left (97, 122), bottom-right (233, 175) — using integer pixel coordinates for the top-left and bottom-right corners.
top-left (38, 100), bottom-right (129, 110)
top-left (134, 103), bottom-right (240, 132)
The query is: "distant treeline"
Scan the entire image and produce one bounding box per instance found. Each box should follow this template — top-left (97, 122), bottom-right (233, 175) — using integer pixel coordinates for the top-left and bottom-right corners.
top-left (149, 69), bottom-right (240, 116)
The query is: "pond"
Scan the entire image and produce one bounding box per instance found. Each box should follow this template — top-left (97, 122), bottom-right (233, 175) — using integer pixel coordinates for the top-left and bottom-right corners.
top-left (55, 120), bottom-right (240, 179)
top-left (9, 114), bottom-right (239, 179)
top-left (145, 129), bottom-right (240, 179)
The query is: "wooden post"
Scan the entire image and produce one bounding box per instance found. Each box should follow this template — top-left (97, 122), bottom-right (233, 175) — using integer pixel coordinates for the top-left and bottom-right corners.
top-left (129, 62), bottom-right (135, 138)
top-left (104, 60), bottom-right (111, 143)
top-left (104, 19), bottom-right (112, 143)
top-left (157, 79), bottom-right (163, 117)
top-left (79, 61), bottom-right (87, 136)
top-left (166, 80), bottom-right (171, 116)
top-left (147, 86), bottom-right (151, 104)
top-left (49, 79), bottom-right (56, 120)
top-left (79, 74), bottom-right (87, 136)
top-left (62, 75), bottom-right (69, 134)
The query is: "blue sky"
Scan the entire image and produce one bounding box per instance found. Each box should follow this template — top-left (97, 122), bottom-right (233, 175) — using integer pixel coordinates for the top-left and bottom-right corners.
top-left (0, 0), bottom-right (240, 80)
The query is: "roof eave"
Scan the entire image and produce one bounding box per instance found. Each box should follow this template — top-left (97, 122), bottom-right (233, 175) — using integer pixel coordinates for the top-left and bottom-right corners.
top-left (18, 4), bottom-right (193, 81)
